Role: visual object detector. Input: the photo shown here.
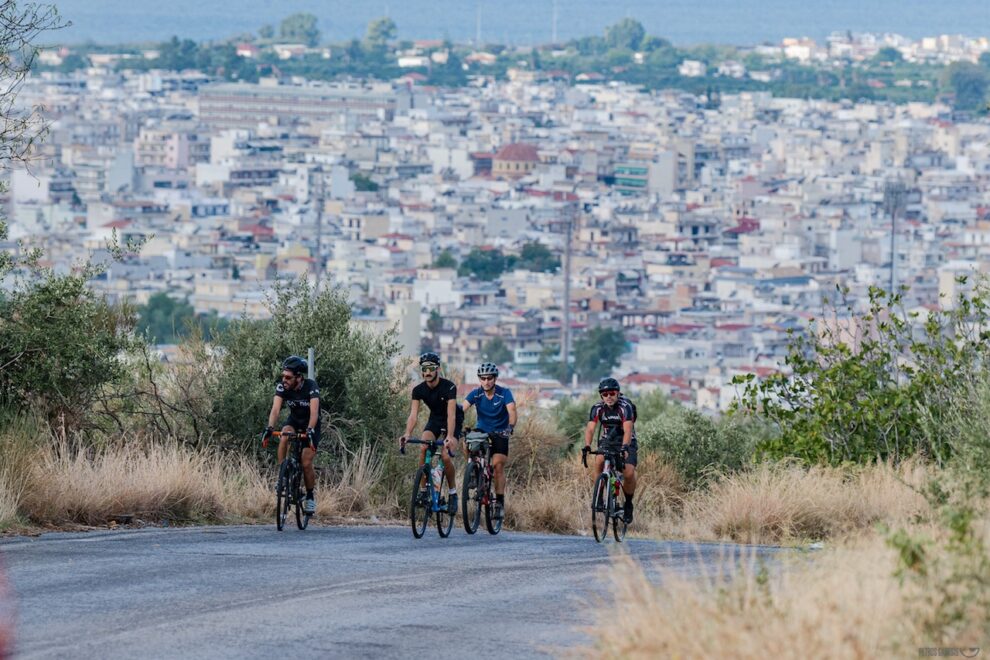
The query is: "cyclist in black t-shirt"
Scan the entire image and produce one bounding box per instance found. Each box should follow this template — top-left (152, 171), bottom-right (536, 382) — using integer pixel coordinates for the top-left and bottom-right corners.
top-left (582, 377), bottom-right (638, 523)
top-left (399, 352), bottom-right (462, 513)
top-left (263, 355), bottom-right (321, 514)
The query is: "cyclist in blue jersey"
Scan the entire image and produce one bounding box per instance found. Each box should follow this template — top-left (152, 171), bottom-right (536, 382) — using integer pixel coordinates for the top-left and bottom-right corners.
top-left (461, 362), bottom-right (517, 521)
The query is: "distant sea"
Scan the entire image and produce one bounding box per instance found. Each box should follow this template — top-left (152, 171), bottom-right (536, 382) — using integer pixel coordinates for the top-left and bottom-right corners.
top-left (47, 0), bottom-right (989, 47)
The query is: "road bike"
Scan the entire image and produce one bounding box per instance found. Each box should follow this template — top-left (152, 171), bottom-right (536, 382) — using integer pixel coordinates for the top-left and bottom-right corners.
top-left (462, 429), bottom-right (503, 535)
top-left (267, 430), bottom-right (314, 531)
top-left (583, 446), bottom-right (628, 542)
top-left (400, 438), bottom-right (455, 539)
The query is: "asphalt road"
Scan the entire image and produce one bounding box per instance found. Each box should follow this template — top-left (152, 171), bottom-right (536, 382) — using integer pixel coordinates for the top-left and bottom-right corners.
top-left (1, 524), bottom-right (780, 659)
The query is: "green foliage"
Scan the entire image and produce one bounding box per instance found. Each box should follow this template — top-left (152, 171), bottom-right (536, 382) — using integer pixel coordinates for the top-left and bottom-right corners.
top-left (258, 24), bottom-right (274, 40)
top-left (0, 271), bottom-right (138, 425)
top-left (364, 17), bottom-right (397, 52)
top-left (734, 282), bottom-right (990, 465)
top-left (210, 279), bottom-right (408, 456)
top-left (516, 242), bottom-right (559, 272)
top-left (604, 18), bottom-right (645, 51)
top-left (637, 409), bottom-right (757, 487)
top-left (432, 249), bottom-right (457, 269)
top-left (136, 292), bottom-right (228, 344)
top-left (279, 13), bottom-right (320, 47)
top-left (538, 343), bottom-right (569, 383)
top-left (481, 337), bottom-right (512, 365)
top-left (943, 61), bottom-right (989, 112)
top-left (457, 248), bottom-right (516, 281)
top-left (874, 47), bottom-right (904, 64)
top-left (350, 172), bottom-right (379, 191)
top-left (555, 388), bottom-right (674, 447)
top-left (572, 326), bottom-right (627, 383)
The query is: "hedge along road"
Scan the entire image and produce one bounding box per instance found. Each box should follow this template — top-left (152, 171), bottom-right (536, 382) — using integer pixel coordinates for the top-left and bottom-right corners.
top-left (2, 525), bottom-right (781, 659)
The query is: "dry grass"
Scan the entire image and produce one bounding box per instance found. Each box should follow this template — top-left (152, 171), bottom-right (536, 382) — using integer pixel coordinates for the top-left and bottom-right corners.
top-left (583, 515), bottom-right (990, 659)
top-left (681, 460), bottom-right (930, 544)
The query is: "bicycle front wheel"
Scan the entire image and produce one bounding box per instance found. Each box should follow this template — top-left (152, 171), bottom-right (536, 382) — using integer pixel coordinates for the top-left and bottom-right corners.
top-left (294, 472), bottom-right (310, 530)
top-left (409, 466), bottom-right (430, 539)
top-left (591, 473), bottom-right (609, 542)
top-left (275, 462), bottom-right (290, 531)
top-left (462, 462), bottom-right (482, 534)
top-left (436, 474), bottom-right (455, 538)
top-left (483, 479), bottom-right (502, 535)
top-left (612, 486), bottom-right (627, 542)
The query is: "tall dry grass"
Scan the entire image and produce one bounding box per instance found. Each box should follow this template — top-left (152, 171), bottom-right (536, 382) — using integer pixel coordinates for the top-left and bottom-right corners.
top-left (583, 515), bottom-right (990, 659)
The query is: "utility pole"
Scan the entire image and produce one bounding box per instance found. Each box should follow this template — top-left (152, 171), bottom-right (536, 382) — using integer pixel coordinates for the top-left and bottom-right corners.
top-left (313, 165), bottom-right (325, 297)
top-left (883, 179), bottom-right (907, 294)
top-left (560, 204), bottom-right (574, 381)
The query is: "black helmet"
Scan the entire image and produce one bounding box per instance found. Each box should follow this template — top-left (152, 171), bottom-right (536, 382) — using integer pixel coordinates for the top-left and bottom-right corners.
top-left (598, 377), bottom-right (620, 392)
top-left (282, 355), bottom-right (308, 375)
top-left (419, 351), bottom-right (441, 367)
top-left (477, 362), bottom-right (499, 377)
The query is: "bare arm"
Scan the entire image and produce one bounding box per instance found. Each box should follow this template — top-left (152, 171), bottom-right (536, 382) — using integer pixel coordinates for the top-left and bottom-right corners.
top-left (446, 398), bottom-right (457, 442)
top-left (622, 420), bottom-right (633, 446)
top-left (403, 399), bottom-right (420, 438)
top-left (267, 396), bottom-right (283, 429)
top-left (506, 402), bottom-right (517, 428)
top-left (308, 398), bottom-right (319, 430)
top-left (584, 420), bottom-right (597, 447)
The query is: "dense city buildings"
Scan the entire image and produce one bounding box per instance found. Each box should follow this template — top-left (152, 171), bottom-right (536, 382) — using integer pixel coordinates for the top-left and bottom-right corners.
top-left (5, 31), bottom-right (990, 412)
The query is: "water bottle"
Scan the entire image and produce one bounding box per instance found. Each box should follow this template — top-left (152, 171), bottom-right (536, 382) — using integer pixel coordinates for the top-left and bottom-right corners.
top-left (431, 464), bottom-right (443, 489)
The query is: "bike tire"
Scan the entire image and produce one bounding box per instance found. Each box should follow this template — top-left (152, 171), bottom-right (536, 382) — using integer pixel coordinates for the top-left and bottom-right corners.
top-left (275, 462), bottom-right (290, 531)
top-left (591, 473), bottom-right (609, 542)
top-left (436, 473), bottom-right (455, 538)
top-left (612, 486), bottom-right (627, 543)
top-left (409, 466), bottom-right (430, 539)
top-left (483, 478), bottom-right (502, 535)
top-left (294, 472), bottom-right (310, 530)
top-left (462, 462), bottom-right (482, 534)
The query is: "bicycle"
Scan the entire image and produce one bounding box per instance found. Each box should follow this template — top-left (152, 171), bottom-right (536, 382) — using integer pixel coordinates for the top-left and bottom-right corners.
top-left (266, 430), bottom-right (314, 531)
top-left (462, 429), bottom-right (503, 535)
top-left (400, 438), bottom-right (455, 539)
top-left (583, 446), bottom-right (628, 542)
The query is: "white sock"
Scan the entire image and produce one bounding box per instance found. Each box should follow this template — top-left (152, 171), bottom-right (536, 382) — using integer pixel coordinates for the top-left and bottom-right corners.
top-left (449, 488), bottom-right (457, 495)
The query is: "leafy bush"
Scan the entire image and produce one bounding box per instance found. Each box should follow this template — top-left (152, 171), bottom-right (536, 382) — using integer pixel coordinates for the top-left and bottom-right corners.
top-left (734, 282), bottom-right (990, 465)
top-left (637, 409), bottom-right (757, 487)
top-left (209, 279), bottom-right (408, 457)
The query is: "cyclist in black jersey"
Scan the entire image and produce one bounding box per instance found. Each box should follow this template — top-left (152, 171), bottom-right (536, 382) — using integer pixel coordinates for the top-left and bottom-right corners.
top-left (582, 377), bottom-right (638, 523)
top-left (399, 352), bottom-right (461, 513)
top-left (263, 355), bottom-right (321, 514)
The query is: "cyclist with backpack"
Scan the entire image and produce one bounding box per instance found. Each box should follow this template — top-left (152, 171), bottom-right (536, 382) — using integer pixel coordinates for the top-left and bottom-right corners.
top-left (582, 377), bottom-right (637, 523)
top-left (263, 355), bottom-right (321, 515)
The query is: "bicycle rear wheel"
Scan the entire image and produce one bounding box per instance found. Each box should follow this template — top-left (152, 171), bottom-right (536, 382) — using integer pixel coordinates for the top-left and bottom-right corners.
top-left (462, 461), bottom-right (482, 534)
top-left (294, 472), bottom-right (310, 530)
top-left (591, 473), bottom-right (609, 542)
top-left (409, 466), bottom-right (430, 539)
top-left (483, 478), bottom-right (502, 535)
top-left (275, 462), bottom-right (290, 531)
top-left (612, 485), bottom-right (627, 542)
top-left (436, 474), bottom-right (455, 538)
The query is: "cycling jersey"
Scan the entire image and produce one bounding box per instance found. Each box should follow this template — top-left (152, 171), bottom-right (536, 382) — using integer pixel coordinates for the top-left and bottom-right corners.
top-left (588, 397), bottom-right (637, 445)
top-left (275, 378), bottom-right (321, 429)
top-left (411, 378), bottom-right (461, 421)
top-left (465, 385), bottom-right (515, 434)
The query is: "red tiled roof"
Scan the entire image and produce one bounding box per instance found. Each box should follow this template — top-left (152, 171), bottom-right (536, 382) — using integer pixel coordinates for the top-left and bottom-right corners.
top-left (494, 143), bottom-right (539, 162)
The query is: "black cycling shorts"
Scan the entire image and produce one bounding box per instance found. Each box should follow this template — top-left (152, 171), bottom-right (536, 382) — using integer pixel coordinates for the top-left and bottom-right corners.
top-left (424, 410), bottom-right (464, 440)
top-left (489, 432), bottom-right (509, 457)
top-left (598, 439), bottom-right (637, 467)
top-left (283, 423), bottom-right (320, 451)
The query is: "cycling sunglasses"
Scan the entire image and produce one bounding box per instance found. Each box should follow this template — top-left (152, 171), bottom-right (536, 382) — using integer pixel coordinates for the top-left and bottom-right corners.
top-left (600, 390), bottom-right (619, 397)
top-left (420, 365), bottom-right (438, 373)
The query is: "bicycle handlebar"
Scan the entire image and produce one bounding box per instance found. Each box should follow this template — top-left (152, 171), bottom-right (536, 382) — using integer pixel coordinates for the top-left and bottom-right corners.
top-left (582, 446), bottom-right (628, 468)
top-left (399, 438), bottom-right (453, 457)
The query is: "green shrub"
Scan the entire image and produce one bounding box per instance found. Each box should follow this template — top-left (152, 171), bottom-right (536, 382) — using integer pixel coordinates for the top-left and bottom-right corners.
top-left (210, 279), bottom-right (408, 458)
top-left (734, 282), bottom-right (990, 465)
top-left (637, 409), bottom-right (757, 487)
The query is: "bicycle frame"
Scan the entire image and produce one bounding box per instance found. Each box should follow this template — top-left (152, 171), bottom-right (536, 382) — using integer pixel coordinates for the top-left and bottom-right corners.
top-left (403, 438), bottom-right (449, 513)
